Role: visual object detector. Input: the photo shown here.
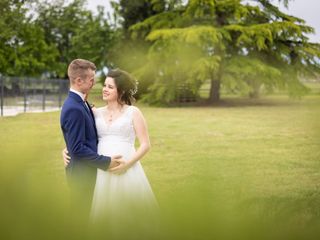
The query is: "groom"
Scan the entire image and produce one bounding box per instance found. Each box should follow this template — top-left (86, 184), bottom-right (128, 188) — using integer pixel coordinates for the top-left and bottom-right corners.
top-left (60, 59), bottom-right (122, 215)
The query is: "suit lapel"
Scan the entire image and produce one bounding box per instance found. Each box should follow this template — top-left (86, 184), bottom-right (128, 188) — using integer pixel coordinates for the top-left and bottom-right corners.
top-left (86, 101), bottom-right (98, 137)
top-left (82, 101), bottom-right (91, 116)
top-left (68, 91), bottom-right (98, 139)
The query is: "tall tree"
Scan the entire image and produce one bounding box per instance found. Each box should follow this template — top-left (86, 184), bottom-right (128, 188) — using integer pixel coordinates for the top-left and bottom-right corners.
top-left (70, 6), bottom-right (115, 71)
top-left (0, 0), bottom-right (57, 76)
top-left (131, 0), bottom-right (320, 104)
top-left (36, 0), bottom-right (115, 77)
top-left (108, 0), bottom-right (180, 95)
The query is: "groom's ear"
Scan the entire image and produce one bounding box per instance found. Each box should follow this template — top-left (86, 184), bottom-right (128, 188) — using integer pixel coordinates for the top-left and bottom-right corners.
top-left (74, 77), bottom-right (83, 86)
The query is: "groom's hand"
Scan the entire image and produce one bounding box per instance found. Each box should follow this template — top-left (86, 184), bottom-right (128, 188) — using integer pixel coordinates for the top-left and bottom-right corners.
top-left (62, 148), bottom-right (71, 167)
top-left (109, 155), bottom-right (122, 169)
top-left (108, 160), bottom-right (128, 175)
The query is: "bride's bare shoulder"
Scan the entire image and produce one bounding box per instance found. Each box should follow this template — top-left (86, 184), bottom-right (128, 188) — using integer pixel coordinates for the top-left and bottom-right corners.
top-left (129, 105), bottom-right (141, 113)
top-left (96, 106), bottom-right (106, 111)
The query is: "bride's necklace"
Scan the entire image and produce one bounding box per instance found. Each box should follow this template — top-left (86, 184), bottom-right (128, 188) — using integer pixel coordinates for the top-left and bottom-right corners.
top-left (106, 105), bottom-right (124, 123)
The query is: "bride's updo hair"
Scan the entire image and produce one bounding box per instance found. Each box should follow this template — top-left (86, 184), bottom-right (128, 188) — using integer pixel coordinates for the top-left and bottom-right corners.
top-left (107, 69), bottom-right (138, 105)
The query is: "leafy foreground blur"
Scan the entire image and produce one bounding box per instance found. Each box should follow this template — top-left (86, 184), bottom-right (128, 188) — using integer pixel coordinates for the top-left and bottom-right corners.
top-left (0, 96), bottom-right (320, 240)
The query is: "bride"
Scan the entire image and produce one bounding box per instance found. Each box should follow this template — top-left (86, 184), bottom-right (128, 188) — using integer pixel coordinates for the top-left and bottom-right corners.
top-left (63, 69), bottom-right (158, 230)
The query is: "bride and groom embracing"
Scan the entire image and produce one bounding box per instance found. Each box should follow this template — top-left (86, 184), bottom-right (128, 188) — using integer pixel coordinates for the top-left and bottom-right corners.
top-left (60, 59), bottom-right (158, 230)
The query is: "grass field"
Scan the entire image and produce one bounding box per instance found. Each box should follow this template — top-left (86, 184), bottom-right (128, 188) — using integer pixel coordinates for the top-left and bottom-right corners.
top-left (1, 91), bottom-right (320, 239)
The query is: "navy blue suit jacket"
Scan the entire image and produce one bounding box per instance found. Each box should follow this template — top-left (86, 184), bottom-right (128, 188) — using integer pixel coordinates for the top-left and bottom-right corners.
top-left (60, 91), bottom-right (110, 186)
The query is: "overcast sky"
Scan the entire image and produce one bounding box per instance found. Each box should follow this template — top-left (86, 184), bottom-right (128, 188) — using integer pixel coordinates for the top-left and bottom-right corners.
top-left (85, 0), bottom-right (320, 43)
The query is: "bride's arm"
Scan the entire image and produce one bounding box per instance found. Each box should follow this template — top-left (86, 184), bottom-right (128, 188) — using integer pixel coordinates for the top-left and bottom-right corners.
top-left (128, 107), bottom-right (151, 166)
top-left (109, 107), bottom-right (151, 173)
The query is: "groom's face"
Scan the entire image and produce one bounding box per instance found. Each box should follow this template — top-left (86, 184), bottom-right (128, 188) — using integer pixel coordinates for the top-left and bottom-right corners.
top-left (81, 69), bottom-right (95, 93)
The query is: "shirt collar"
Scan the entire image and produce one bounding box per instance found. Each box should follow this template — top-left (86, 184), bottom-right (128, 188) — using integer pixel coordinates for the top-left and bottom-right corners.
top-left (70, 88), bottom-right (86, 102)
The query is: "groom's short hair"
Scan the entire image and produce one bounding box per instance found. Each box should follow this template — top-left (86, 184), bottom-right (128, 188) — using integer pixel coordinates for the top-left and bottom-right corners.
top-left (68, 59), bottom-right (96, 82)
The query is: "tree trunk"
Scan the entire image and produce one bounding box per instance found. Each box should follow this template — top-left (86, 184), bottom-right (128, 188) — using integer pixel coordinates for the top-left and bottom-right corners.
top-left (209, 78), bottom-right (220, 103)
top-left (249, 81), bottom-right (261, 98)
top-left (249, 90), bottom-right (259, 98)
top-left (208, 66), bottom-right (222, 103)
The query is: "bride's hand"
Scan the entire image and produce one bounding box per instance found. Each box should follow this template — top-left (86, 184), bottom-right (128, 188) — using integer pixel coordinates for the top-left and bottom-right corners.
top-left (62, 147), bottom-right (71, 167)
top-left (108, 160), bottom-right (130, 174)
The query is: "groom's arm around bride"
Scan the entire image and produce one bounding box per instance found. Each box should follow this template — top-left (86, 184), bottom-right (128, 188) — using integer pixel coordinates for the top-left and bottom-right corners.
top-left (61, 105), bottom-right (121, 170)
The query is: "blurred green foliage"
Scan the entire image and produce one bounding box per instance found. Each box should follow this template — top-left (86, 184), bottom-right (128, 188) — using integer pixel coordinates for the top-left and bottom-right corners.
top-left (1, 93), bottom-right (320, 239)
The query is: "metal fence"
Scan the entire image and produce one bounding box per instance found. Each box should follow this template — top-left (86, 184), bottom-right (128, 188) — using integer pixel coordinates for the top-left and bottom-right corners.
top-left (0, 76), bottom-right (69, 117)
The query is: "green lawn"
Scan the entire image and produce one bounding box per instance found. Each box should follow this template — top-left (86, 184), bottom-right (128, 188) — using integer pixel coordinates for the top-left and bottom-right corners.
top-left (1, 93), bottom-right (320, 239)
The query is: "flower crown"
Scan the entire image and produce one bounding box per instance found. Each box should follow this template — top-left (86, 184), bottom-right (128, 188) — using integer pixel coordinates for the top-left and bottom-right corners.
top-left (128, 79), bottom-right (139, 96)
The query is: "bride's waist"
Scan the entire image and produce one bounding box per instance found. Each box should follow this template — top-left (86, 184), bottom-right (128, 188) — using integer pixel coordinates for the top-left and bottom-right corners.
top-left (98, 137), bottom-right (134, 145)
top-left (97, 140), bottom-right (136, 159)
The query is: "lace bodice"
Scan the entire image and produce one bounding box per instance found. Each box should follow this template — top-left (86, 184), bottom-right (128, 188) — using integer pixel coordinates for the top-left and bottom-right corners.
top-left (94, 105), bottom-right (136, 145)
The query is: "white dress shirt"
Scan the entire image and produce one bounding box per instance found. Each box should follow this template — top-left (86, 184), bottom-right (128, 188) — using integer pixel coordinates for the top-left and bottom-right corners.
top-left (70, 88), bottom-right (90, 110)
top-left (70, 88), bottom-right (86, 101)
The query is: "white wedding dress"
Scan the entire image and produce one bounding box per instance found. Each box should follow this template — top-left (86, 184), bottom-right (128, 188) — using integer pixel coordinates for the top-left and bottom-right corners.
top-left (90, 105), bottom-right (158, 224)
